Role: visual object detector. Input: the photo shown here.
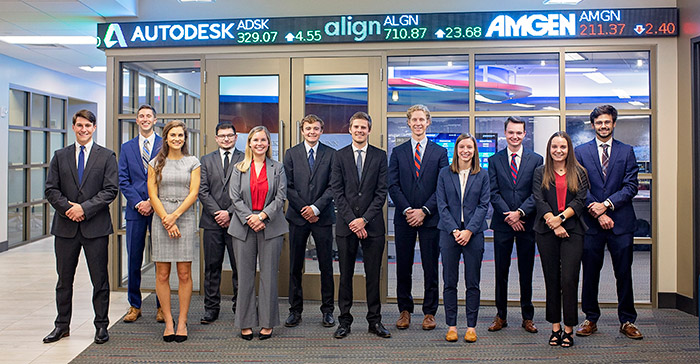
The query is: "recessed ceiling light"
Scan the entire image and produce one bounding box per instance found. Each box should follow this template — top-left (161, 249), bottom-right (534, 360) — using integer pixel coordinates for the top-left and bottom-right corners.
top-left (612, 88), bottom-right (631, 99)
top-left (565, 53), bottom-right (586, 61)
top-left (178, 0), bottom-right (215, 2)
top-left (583, 72), bottom-right (612, 84)
top-left (628, 101), bottom-right (645, 106)
top-left (0, 36), bottom-right (96, 45)
top-left (543, 0), bottom-right (583, 4)
top-left (565, 67), bottom-right (598, 73)
top-left (80, 66), bottom-right (107, 72)
top-left (513, 103), bottom-right (536, 108)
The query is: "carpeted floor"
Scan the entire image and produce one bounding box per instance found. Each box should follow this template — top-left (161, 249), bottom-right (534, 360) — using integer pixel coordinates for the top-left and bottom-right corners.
top-left (71, 294), bottom-right (699, 363)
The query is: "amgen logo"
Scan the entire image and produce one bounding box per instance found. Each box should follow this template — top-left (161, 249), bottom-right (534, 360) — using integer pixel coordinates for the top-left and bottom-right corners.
top-left (485, 13), bottom-right (576, 38)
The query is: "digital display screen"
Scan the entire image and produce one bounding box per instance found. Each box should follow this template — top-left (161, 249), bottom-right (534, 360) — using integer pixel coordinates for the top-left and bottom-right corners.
top-left (476, 133), bottom-right (498, 169)
top-left (97, 8), bottom-right (678, 49)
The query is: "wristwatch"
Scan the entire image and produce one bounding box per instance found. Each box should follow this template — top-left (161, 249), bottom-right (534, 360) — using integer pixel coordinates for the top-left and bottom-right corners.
top-left (257, 213), bottom-right (264, 221)
top-left (603, 200), bottom-right (612, 209)
top-left (421, 206), bottom-right (430, 215)
top-left (558, 214), bottom-right (566, 222)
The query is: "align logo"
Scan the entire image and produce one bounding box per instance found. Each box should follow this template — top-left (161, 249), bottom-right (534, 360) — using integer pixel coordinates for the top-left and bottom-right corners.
top-left (102, 23), bottom-right (127, 48)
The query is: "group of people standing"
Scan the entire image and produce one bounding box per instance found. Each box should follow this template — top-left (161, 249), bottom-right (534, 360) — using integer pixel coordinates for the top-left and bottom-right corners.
top-left (41, 103), bottom-right (642, 349)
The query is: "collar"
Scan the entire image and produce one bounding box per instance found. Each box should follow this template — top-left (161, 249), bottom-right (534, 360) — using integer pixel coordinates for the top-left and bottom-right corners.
top-left (75, 139), bottom-right (94, 153)
top-left (304, 141), bottom-right (319, 155)
top-left (219, 147), bottom-right (235, 159)
top-left (596, 137), bottom-right (613, 148)
top-left (352, 143), bottom-right (368, 154)
top-left (507, 145), bottom-right (523, 159)
top-left (139, 133), bottom-right (156, 148)
top-left (411, 137), bottom-right (427, 151)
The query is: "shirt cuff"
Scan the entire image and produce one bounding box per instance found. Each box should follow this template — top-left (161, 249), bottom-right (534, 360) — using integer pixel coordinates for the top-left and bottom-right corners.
top-left (310, 204), bottom-right (320, 216)
top-left (421, 206), bottom-right (431, 215)
top-left (402, 207), bottom-right (411, 216)
top-left (135, 201), bottom-right (142, 209)
top-left (605, 199), bottom-right (615, 211)
top-left (517, 208), bottom-right (525, 217)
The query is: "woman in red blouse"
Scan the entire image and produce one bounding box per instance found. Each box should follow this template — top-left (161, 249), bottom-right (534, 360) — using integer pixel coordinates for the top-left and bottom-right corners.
top-left (227, 126), bottom-right (288, 341)
top-left (532, 131), bottom-right (589, 348)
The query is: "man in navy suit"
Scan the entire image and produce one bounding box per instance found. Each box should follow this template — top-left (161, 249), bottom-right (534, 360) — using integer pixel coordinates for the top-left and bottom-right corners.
top-left (389, 105), bottom-right (448, 331)
top-left (118, 104), bottom-right (163, 323)
top-left (284, 114), bottom-right (336, 328)
top-left (487, 117), bottom-right (543, 334)
top-left (574, 105), bottom-right (643, 340)
top-left (331, 112), bottom-right (390, 339)
top-left (43, 109), bottom-right (118, 344)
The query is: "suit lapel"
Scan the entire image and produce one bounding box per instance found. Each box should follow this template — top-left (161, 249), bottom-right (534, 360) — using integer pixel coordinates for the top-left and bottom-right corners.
top-left (80, 144), bottom-right (100, 188)
top-left (129, 138), bottom-right (145, 177)
top-left (463, 171), bottom-right (477, 204)
top-left (588, 141), bottom-right (604, 181)
top-left (152, 135), bottom-right (162, 159)
top-left (67, 144), bottom-right (80, 187)
top-left (213, 151), bottom-right (225, 184)
top-left (450, 170), bottom-right (461, 203)
top-left (516, 152), bottom-right (530, 186)
top-left (264, 158), bottom-right (274, 206)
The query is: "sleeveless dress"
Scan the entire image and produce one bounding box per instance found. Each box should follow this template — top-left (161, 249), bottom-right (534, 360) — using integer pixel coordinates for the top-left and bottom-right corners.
top-left (150, 155), bottom-right (200, 262)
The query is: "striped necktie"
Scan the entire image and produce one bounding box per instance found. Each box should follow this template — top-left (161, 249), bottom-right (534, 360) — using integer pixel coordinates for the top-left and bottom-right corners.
top-left (142, 139), bottom-right (150, 172)
top-left (601, 144), bottom-right (609, 179)
top-left (510, 153), bottom-right (518, 184)
top-left (414, 143), bottom-right (421, 178)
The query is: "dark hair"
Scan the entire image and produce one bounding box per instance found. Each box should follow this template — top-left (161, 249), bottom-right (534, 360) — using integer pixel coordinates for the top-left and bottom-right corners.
top-left (590, 105), bottom-right (617, 123)
top-left (301, 114), bottom-right (325, 130)
top-left (152, 120), bottom-right (189, 187)
top-left (216, 122), bottom-right (236, 135)
top-left (72, 109), bottom-right (96, 125)
top-left (541, 131), bottom-right (586, 193)
top-left (449, 133), bottom-right (481, 175)
top-left (137, 104), bottom-right (156, 118)
top-left (504, 116), bottom-right (525, 130)
top-left (349, 111), bottom-right (372, 130)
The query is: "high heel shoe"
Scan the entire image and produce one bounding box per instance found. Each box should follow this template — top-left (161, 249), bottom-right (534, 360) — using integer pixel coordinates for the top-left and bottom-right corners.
top-left (241, 330), bottom-right (254, 341)
top-left (258, 328), bottom-right (273, 340)
top-left (163, 334), bottom-right (176, 342)
top-left (174, 323), bottom-right (188, 343)
top-left (561, 330), bottom-right (574, 348)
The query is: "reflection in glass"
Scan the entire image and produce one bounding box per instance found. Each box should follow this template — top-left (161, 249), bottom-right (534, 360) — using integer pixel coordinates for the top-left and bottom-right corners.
top-left (30, 131), bottom-right (46, 164)
top-left (8, 207), bottom-right (24, 244)
top-left (167, 87), bottom-right (175, 113)
top-left (219, 76), bottom-right (280, 159)
top-left (30, 204), bottom-right (45, 239)
top-left (476, 116), bottom-right (560, 160)
top-left (10, 89), bottom-right (27, 126)
top-left (50, 98), bottom-right (65, 129)
top-left (122, 67), bottom-right (133, 113)
top-left (30, 168), bottom-right (45, 201)
top-left (565, 51), bottom-right (650, 111)
top-left (306, 74), bottom-right (368, 150)
top-left (154, 82), bottom-right (163, 113)
top-left (8, 169), bottom-right (25, 205)
top-left (9, 130), bottom-right (26, 165)
top-left (50, 133), bottom-right (65, 157)
top-left (388, 56), bottom-right (469, 112)
top-left (634, 179), bottom-right (651, 237)
top-left (177, 91), bottom-right (186, 113)
top-left (475, 53), bottom-right (559, 111)
top-left (31, 94), bottom-right (47, 128)
top-left (566, 115), bottom-right (651, 173)
top-left (138, 75), bottom-right (148, 106)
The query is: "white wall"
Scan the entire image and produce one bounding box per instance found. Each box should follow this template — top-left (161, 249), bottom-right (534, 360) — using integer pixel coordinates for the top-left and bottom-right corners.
top-left (0, 54), bottom-right (106, 245)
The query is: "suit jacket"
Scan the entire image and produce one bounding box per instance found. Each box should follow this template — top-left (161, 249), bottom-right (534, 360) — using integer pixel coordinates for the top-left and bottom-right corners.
top-left (574, 139), bottom-right (638, 235)
top-left (488, 148), bottom-right (544, 232)
top-left (118, 135), bottom-right (162, 220)
top-left (45, 143), bottom-right (119, 239)
top-left (436, 167), bottom-right (490, 234)
top-left (331, 144), bottom-right (387, 237)
top-left (531, 165), bottom-right (589, 236)
top-left (284, 142), bottom-right (336, 226)
top-left (199, 148), bottom-right (244, 230)
top-left (388, 139), bottom-right (448, 228)
top-left (227, 157), bottom-right (288, 241)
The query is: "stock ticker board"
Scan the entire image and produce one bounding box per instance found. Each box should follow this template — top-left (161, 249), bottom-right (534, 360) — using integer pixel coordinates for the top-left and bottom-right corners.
top-left (97, 8), bottom-right (678, 49)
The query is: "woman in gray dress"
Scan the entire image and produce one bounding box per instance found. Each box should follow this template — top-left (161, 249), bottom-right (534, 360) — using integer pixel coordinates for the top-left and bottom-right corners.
top-left (147, 120), bottom-right (201, 343)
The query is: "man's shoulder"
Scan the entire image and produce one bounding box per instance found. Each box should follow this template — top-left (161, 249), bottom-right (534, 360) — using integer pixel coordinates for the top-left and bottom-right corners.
top-left (612, 138), bottom-right (633, 150)
top-left (121, 136), bottom-right (139, 147)
top-left (367, 144), bottom-right (386, 156)
top-left (575, 139), bottom-right (596, 151)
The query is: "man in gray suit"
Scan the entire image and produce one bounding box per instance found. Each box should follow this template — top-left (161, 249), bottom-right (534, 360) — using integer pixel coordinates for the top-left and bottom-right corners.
top-left (43, 109), bottom-right (119, 345)
top-left (199, 122), bottom-right (244, 324)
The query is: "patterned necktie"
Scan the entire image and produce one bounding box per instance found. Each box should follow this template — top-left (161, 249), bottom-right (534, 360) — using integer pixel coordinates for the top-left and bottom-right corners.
top-left (142, 139), bottom-right (150, 172)
top-left (414, 143), bottom-right (421, 178)
top-left (308, 148), bottom-right (315, 171)
top-left (78, 145), bottom-right (85, 183)
top-left (601, 144), bottom-right (609, 178)
top-left (510, 153), bottom-right (518, 184)
top-left (224, 151), bottom-right (230, 175)
top-left (356, 150), bottom-right (363, 181)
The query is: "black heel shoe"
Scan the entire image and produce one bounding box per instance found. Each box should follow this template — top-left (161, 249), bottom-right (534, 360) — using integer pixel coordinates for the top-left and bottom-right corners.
top-left (174, 323), bottom-right (188, 343)
top-left (241, 330), bottom-right (254, 341)
top-left (561, 330), bottom-right (574, 348)
top-left (258, 328), bottom-right (273, 340)
top-left (549, 329), bottom-right (562, 346)
top-left (163, 334), bottom-right (176, 342)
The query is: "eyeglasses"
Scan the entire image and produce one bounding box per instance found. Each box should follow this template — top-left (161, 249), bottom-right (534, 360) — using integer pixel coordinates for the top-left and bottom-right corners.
top-left (593, 120), bottom-right (613, 126)
top-left (216, 134), bottom-right (236, 139)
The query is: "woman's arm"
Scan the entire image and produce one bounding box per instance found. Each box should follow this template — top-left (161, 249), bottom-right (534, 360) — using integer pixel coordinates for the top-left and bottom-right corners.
top-left (171, 166), bottom-right (201, 218)
top-left (147, 165), bottom-right (168, 220)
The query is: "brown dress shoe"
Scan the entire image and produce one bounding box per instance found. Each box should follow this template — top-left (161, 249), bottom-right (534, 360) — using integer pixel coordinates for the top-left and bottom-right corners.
top-left (156, 307), bottom-right (165, 323)
top-left (620, 322), bottom-right (643, 340)
top-left (464, 330), bottom-right (478, 343)
top-left (576, 319), bottom-right (597, 336)
top-left (487, 316), bottom-right (507, 331)
top-left (123, 307), bottom-right (141, 322)
top-left (521, 319), bottom-right (538, 333)
top-left (445, 329), bottom-right (458, 342)
top-left (421, 314), bottom-right (436, 330)
top-left (396, 310), bottom-right (410, 330)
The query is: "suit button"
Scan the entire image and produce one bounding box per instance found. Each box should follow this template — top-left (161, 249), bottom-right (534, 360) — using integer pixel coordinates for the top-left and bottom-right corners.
top-left (355, 207), bottom-right (359, 211)
top-left (358, 192), bottom-right (362, 196)
top-left (310, 184), bottom-right (314, 189)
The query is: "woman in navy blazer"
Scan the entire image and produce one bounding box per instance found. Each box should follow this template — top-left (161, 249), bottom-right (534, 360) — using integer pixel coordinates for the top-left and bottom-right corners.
top-left (532, 131), bottom-right (589, 348)
top-left (436, 133), bottom-right (489, 343)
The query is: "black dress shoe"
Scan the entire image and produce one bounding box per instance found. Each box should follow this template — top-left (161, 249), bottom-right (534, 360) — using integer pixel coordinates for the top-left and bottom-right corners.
top-left (334, 325), bottom-right (351, 339)
top-left (322, 313), bottom-right (336, 327)
top-left (258, 329), bottom-right (273, 340)
top-left (285, 312), bottom-right (302, 327)
top-left (174, 334), bottom-right (188, 343)
top-left (240, 331), bottom-right (254, 341)
top-left (368, 322), bottom-right (392, 338)
top-left (163, 334), bottom-right (176, 342)
top-left (43, 327), bottom-right (70, 343)
top-left (200, 310), bottom-right (219, 324)
top-left (94, 327), bottom-right (109, 344)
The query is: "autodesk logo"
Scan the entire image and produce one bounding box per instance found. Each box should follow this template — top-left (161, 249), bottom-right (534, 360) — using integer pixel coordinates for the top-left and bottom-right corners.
top-left (103, 24), bottom-right (127, 48)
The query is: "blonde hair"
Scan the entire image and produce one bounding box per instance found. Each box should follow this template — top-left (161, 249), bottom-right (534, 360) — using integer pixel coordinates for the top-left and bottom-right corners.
top-left (449, 133), bottom-right (481, 175)
top-left (236, 125), bottom-right (272, 173)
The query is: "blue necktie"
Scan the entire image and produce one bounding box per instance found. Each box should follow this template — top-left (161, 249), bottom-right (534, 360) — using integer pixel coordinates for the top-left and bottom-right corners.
top-left (308, 148), bottom-right (315, 171)
top-left (356, 150), bottom-right (363, 181)
top-left (78, 145), bottom-right (85, 183)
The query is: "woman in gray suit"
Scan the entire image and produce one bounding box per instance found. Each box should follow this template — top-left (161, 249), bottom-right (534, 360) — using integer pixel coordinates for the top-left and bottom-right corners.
top-left (228, 125), bottom-right (287, 340)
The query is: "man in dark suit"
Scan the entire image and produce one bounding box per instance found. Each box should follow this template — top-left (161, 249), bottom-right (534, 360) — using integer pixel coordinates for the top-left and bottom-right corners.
top-left (43, 109), bottom-right (118, 344)
top-left (284, 114), bottom-right (337, 328)
top-left (487, 116), bottom-right (543, 334)
top-left (389, 105), bottom-right (448, 331)
top-left (198, 122), bottom-right (244, 324)
top-left (330, 112), bottom-right (390, 339)
top-left (574, 105), bottom-right (643, 340)
top-left (118, 104), bottom-right (164, 323)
